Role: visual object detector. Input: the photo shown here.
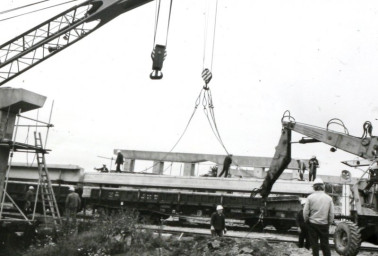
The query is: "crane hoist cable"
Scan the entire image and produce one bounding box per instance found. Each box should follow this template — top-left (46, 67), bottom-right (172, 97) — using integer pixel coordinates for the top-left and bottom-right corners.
top-left (201, 0), bottom-right (219, 84)
top-left (0, 0), bottom-right (49, 16)
top-left (0, 0), bottom-right (79, 22)
top-left (150, 0), bottom-right (174, 80)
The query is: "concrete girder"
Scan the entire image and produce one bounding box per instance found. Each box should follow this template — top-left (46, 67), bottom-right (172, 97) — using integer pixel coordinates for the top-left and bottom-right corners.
top-left (114, 149), bottom-right (306, 169)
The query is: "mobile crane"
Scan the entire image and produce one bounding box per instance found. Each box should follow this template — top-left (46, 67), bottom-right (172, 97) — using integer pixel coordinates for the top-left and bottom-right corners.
top-left (261, 111), bottom-right (378, 256)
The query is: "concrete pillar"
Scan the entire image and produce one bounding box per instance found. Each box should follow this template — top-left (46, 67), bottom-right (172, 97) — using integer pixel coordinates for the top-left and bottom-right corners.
top-left (123, 159), bottom-right (135, 172)
top-left (0, 88), bottom-right (46, 204)
top-left (183, 163), bottom-right (195, 176)
top-left (253, 167), bottom-right (266, 178)
top-left (152, 161), bottom-right (164, 175)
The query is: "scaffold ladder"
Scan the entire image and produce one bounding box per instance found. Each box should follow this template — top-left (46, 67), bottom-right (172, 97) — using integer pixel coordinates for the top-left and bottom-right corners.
top-left (34, 131), bottom-right (62, 227)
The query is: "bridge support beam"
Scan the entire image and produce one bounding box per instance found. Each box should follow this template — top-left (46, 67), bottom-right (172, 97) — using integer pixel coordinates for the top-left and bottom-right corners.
top-left (183, 163), bottom-right (195, 176)
top-left (0, 88), bottom-right (46, 205)
top-left (152, 161), bottom-right (164, 175)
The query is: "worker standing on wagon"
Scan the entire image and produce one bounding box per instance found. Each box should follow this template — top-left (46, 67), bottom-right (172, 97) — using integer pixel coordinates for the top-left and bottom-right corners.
top-left (210, 205), bottom-right (227, 237)
top-left (218, 154), bottom-right (232, 178)
top-left (303, 178), bottom-right (334, 256)
top-left (65, 186), bottom-right (81, 228)
top-left (24, 186), bottom-right (35, 214)
top-left (308, 156), bottom-right (319, 181)
top-left (297, 160), bottom-right (307, 181)
top-left (115, 150), bottom-right (124, 172)
top-left (296, 199), bottom-right (310, 249)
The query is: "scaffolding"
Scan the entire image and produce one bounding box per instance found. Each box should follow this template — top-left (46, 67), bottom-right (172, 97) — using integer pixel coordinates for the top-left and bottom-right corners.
top-left (0, 105), bottom-right (61, 228)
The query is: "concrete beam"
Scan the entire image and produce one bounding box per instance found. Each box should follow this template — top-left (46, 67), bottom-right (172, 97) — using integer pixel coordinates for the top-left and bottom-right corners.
top-left (83, 172), bottom-right (315, 195)
top-left (115, 149), bottom-right (306, 170)
top-left (0, 88), bottom-right (46, 113)
top-left (0, 88), bottom-right (46, 205)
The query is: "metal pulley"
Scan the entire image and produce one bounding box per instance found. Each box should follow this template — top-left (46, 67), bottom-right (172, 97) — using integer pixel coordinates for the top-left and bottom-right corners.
top-left (150, 44), bottom-right (166, 80)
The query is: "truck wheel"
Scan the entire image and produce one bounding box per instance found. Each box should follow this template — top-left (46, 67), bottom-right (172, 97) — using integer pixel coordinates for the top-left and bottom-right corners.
top-left (334, 221), bottom-right (361, 256)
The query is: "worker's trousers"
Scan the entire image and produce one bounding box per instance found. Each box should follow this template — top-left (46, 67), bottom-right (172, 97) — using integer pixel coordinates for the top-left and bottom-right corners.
top-left (307, 222), bottom-right (331, 256)
top-left (66, 208), bottom-right (78, 227)
top-left (298, 224), bottom-right (310, 249)
top-left (218, 165), bottom-right (230, 177)
top-left (309, 170), bottom-right (317, 181)
top-left (211, 229), bottom-right (224, 237)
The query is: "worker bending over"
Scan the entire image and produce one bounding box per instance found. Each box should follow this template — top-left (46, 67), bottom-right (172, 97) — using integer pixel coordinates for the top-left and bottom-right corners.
top-left (304, 178), bottom-right (334, 256)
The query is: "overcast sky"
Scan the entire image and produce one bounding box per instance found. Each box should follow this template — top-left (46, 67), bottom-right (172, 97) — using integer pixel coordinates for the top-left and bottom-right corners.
top-left (1, 0), bottom-right (378, 177)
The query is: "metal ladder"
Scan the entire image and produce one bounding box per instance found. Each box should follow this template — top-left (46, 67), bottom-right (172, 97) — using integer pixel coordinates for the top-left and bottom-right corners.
top-left (34, 131), bottom-right (62, 227)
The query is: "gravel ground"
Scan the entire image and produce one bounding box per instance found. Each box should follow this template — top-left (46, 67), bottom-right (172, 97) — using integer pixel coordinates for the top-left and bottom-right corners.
top-left (114, 234), bottom-right (377, 256)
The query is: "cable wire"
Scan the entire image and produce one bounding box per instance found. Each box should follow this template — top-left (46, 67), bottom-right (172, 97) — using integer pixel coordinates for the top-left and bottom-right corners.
top-left (0, 0), bottom-right (49, 15)
top-left (0, 0), bottom-right (78, 22)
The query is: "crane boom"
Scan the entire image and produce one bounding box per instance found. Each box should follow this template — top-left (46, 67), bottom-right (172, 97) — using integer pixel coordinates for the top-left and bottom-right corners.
top-left (0, 0), bottom-right (153, 86)
top-left (259, 115), bottom-right (378, 199)
top-left (283, 121), bottom-right (378, 160)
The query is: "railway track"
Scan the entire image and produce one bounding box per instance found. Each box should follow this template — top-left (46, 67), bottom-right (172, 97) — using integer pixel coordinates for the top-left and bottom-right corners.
top-left (142, 224), bottom-right (378, 254)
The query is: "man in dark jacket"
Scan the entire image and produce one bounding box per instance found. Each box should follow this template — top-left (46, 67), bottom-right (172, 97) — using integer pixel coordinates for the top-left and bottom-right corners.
top-left (210, 205), bottom-right (227, 237)
top-left (218, 154), bottom-right (232, 178)
top-left (65, 186), bottom-right (81, 228)
top-left (308, 156), bottom-right (319, 181)
top-left (296, 199), bottom-right (310, 249)
top-left (24, 186), bottom-right (35, 214)
top-left (115, 150), bottom-right (124, 172)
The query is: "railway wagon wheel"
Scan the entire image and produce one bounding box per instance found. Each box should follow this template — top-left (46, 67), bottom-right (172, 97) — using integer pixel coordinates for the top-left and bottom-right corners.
top-left (334, 221), bottom-right (361, 256)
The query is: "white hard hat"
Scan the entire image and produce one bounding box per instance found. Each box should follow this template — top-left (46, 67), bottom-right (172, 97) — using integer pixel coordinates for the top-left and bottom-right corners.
top-left (313, 178), bottom-right (324, 185)
top-left (29, 186), bottom-right (34, 190)
top-left (117, 150), bottom-right (121, 153)
top-left (69, 186), bottom-right (75, 191)
top-left (300, 199), bottom-right (307, 205)
top-left (216, 205), bottom-right (223, 210)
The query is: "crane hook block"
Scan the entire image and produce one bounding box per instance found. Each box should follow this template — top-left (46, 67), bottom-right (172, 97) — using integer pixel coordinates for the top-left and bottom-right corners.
top-left (201, 68), bottom-right (213, 85)
top-left (150, 44), bottom-right (167, 80)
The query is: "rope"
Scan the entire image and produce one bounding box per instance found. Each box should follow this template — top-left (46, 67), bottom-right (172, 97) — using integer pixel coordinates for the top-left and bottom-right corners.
top-left (0, 0), bottom-right (78, 22)
top-left (140, 88), bottom-right (203, 173)
top-left (152, 0), bottom-right (174, 48)
top-left (0, 0), bottom-right (49, 15)
top-left (202, 0), bottom-right (219, 72)
top-left (244, 212), bottom-right (264, 237)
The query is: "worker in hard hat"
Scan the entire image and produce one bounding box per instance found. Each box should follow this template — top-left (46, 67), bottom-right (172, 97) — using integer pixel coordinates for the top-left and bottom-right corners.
top-left (65, 186), bottom-right (81, 229)
top-left (308, 155), bottom-right (319, 181)
top-left (24, 186), bottom-right (35, 214)
top-left (210, 205), bottom-right (227, 237)
top-left (303, 178), bottom-right (334, 256)
top-left (296, 199), bottom-right (310, 249)
top-left (115, 150), bottom-right (124, 173)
